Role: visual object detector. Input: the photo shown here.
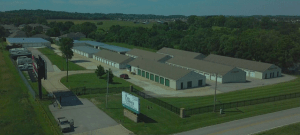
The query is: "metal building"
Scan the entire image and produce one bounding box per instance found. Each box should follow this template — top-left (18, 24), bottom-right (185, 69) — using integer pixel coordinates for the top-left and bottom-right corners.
top-left (203, 54), bottom-right (282, 79)
top-left (17, 56), bottom-right (33, 65)
top-left (128, 58), bottom-right (206, 90)
top-left (166, 56), bottom-right (246, 83)
top-left (72, 46), bottom-right (100, 58)
top-left (6, 38), bottom-right (51, 48)
top-left (93, 50), bottom-right (135, 69)
top-left (157, 47), bottom-right (206, 59)
top-left (126, 48), bottom-right (172, 62)
top-left (73, 40), bottom-right (131, 54)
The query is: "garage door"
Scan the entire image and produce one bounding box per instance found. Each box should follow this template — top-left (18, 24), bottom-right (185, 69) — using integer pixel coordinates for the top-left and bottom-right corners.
top-left (160, 77), bottom-right (164, 85)
top-left (250, 72), bottom-right (255, 77)
top-left (205, 73), bottom-right (210, 79)
top-left (142, 71), bottom-right (145, 77)
top-left (155, 75), bottom-right (159, 82)
top-left (165, 79), bottom-right (169, 87)
top-left (211, 75), bottom-right (216, 81)
top-left (146, 72), bottom-right (149, 79)
top-left (150, 74), bottom-right (154, 81)
top-left (138, 69), bottom-right (141, 75)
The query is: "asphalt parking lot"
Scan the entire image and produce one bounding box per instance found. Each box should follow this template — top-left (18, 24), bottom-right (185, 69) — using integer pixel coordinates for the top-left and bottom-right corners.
top-left (49, 98), bottom-right (119, 135)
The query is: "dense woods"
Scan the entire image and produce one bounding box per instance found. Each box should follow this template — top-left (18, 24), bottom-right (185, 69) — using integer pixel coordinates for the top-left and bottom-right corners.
top-left (90, 16), bottom-right (300, 71)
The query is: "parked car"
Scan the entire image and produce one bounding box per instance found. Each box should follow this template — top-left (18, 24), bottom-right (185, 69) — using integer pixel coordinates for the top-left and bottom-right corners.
top-left (57, 117), bottom-right (74, 133)
top-left (120, 74), bottom-right (129, 79)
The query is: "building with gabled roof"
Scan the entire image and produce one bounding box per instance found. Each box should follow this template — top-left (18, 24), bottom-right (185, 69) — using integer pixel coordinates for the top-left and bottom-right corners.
top-left (72, 46), bottom-right (100, 58)
top-left (6, 38), bottom-right (51, 48)
top-left (203, 54), bottom-right (282, 79)
top-left (73, 40), bottom-right (131, 54)
top-left (126, 48), bottom-right (171, 62)
top-left (166, 56), bottom-right (246, 83)
top-left (93, 50), bottom-right (135, 69)
top-left (128, 57), bottom-right (206, 90)
top-left (157, 47), bottom-right (206, 59)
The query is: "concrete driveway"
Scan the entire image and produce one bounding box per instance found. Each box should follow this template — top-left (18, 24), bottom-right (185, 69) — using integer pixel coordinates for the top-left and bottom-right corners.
top-left (27, 47), bottom-right (55, 72)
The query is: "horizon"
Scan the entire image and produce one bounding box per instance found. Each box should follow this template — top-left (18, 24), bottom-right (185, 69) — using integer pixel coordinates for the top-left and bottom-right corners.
top-left (1, 0), bottom-right (299, 16)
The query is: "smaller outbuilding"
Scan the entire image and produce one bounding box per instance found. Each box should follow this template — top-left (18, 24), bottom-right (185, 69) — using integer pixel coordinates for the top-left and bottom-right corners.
top-left (6, 38), bottom-right (51, 48)
top-left (128, 58), bottom-right (206, 90)
top-left (72, 46), bottom-right (100, 58)
top-left (93, 50), bottom-right (135, 69)
top-left (126, 48), bottom-right (172, 62)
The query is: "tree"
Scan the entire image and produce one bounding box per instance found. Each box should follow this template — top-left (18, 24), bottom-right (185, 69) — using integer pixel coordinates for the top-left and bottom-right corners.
top-left (105, 69), bottom-right (114, 83)
top-left (59, 37), bottom-right (74, 82)
top-left (0, 26), bottom-right (6, 38)
top-left (97, 22), bottom-right (103, 25)
top-left (34, 26), bottom-right (43, 34)
top-left (22, 25), bottom-right (33, 36)
top-left (95, 65), bottom-right (105, 79)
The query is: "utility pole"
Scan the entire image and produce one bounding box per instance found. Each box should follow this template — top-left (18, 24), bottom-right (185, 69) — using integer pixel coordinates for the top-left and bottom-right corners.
top-left (106, 69), bottom-right (109, 108)
top-left (213, 73), bottom-right (218, 112)
top-left (66, 58), bottom-right (69, 82)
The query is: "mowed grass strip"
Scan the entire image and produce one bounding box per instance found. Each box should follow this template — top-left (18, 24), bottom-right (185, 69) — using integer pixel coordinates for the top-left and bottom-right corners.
top-left (38, 47), bottom-right (86, 71)
top-left (47, 19), bottom-right (154, 31)
top-left (160, 76), bottom-right (300, 109)
top-left (61, 73), bottom-right (144, 91)
top-left (256, 122), bottom-right (300, 135)
top-left (79, 91), bottom-right (300, 135)
top-left (0, 50), bottom-right (58, 135)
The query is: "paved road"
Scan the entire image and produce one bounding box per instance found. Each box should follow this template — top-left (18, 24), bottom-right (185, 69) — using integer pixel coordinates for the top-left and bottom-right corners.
top-left (175, 107), bottom-right (300, 135)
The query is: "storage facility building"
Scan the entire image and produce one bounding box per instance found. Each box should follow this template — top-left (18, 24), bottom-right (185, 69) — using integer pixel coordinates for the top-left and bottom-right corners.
top-left (203, 54), bottom-right (282, 79)
top-left (128, 58), bottom-right (206, 90)
top-left (126, 49), bottom-right (172, 62)
top-left (166, 56), bottom-right (246, 83)
top-left (93, 50), bottom-right (135, 69)
top-left (72, 46), bottom-right (100, 58)
top-left (82, 41), bottom-right (131, 54)
top-left (6, 38), bottom-right (51, 48)
top-left (157, 47), bottom-right (206, 59)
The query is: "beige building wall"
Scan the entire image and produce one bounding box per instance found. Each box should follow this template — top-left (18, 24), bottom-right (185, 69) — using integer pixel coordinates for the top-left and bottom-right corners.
top-left (176, 71), bottom-right (206, 90)
top-left (222, 68), bottom-right (246, 83)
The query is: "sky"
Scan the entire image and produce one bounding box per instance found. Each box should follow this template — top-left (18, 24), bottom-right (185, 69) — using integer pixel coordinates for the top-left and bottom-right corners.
top-left (0, 0), bottom-right (299, 16)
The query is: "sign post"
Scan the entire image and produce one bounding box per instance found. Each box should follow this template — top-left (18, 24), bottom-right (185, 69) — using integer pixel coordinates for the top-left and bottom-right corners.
top-left (122, 91), bottom-right (140, 122)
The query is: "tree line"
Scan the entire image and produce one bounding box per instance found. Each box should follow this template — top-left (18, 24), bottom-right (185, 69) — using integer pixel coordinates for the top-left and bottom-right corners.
top-left (87, 16), bottom-right (300, 71)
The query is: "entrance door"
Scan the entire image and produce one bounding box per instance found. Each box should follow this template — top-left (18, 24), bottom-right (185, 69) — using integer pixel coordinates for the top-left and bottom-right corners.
top-left (198, 80), bottom-right (202, 87)
top-left (277, 72), bottom-right (279, 77)
top-left (272, 72), bottom-right (274, 78)
top-left (187, 81), bottom-right (192, 88)
top-left (181, 82), bottom-right (183, 89)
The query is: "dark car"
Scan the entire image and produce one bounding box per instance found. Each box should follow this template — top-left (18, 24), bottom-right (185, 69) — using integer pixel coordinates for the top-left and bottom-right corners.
top-left (120, 74), bottom-right (129, 79)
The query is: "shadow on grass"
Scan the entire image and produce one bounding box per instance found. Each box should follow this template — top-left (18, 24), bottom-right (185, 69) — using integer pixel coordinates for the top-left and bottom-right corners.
top-left (138, 113), bottom-right (157, 123)
top-left (71, 60), bottom-right (91, 63)
top-left (53, 91), bottom-right (83, 107)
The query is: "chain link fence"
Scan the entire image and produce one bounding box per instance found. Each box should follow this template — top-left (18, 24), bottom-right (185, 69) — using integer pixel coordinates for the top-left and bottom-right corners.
top-left (70, 86), bottom-right (129, 95)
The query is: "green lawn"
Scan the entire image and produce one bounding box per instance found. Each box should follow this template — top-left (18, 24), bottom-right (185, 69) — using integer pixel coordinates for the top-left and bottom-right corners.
top-left (47, 19), bottom-right (154, 31)
top-left (160, 76), bottom-right (300, 109)
top-left (256, 122), bottom-right (300, 135)
top-left (0, 50), bottom-right (60, 135)
top-left (59, 73), bottom-right (300, 134)
top-left (38, 47), bottom-right (86, 71)
top-left (61, 73), bottom-right (143, 90)
top-left (79, 91), bottom-right (300, 135)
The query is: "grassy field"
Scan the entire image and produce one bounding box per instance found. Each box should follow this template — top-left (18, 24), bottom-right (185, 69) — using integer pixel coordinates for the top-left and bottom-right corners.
top-left (160, 76), bottom-right (300, 109)
top-left (256, 122), bottom-right (300, 135)
top-left (59, 73), bottom-right (300, 134)
top-left (61, 73), bottom-right (143, 91)
top-left (0, 50), bottom-right (60, 135)
top-left (38, 47), bottom-right (86, 71)
top-left (47, 19), bottom-right (154, 31)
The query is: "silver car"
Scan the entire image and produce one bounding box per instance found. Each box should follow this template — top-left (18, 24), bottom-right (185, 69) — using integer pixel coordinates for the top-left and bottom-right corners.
top-left (57, 117), bottom-right (74, 133)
